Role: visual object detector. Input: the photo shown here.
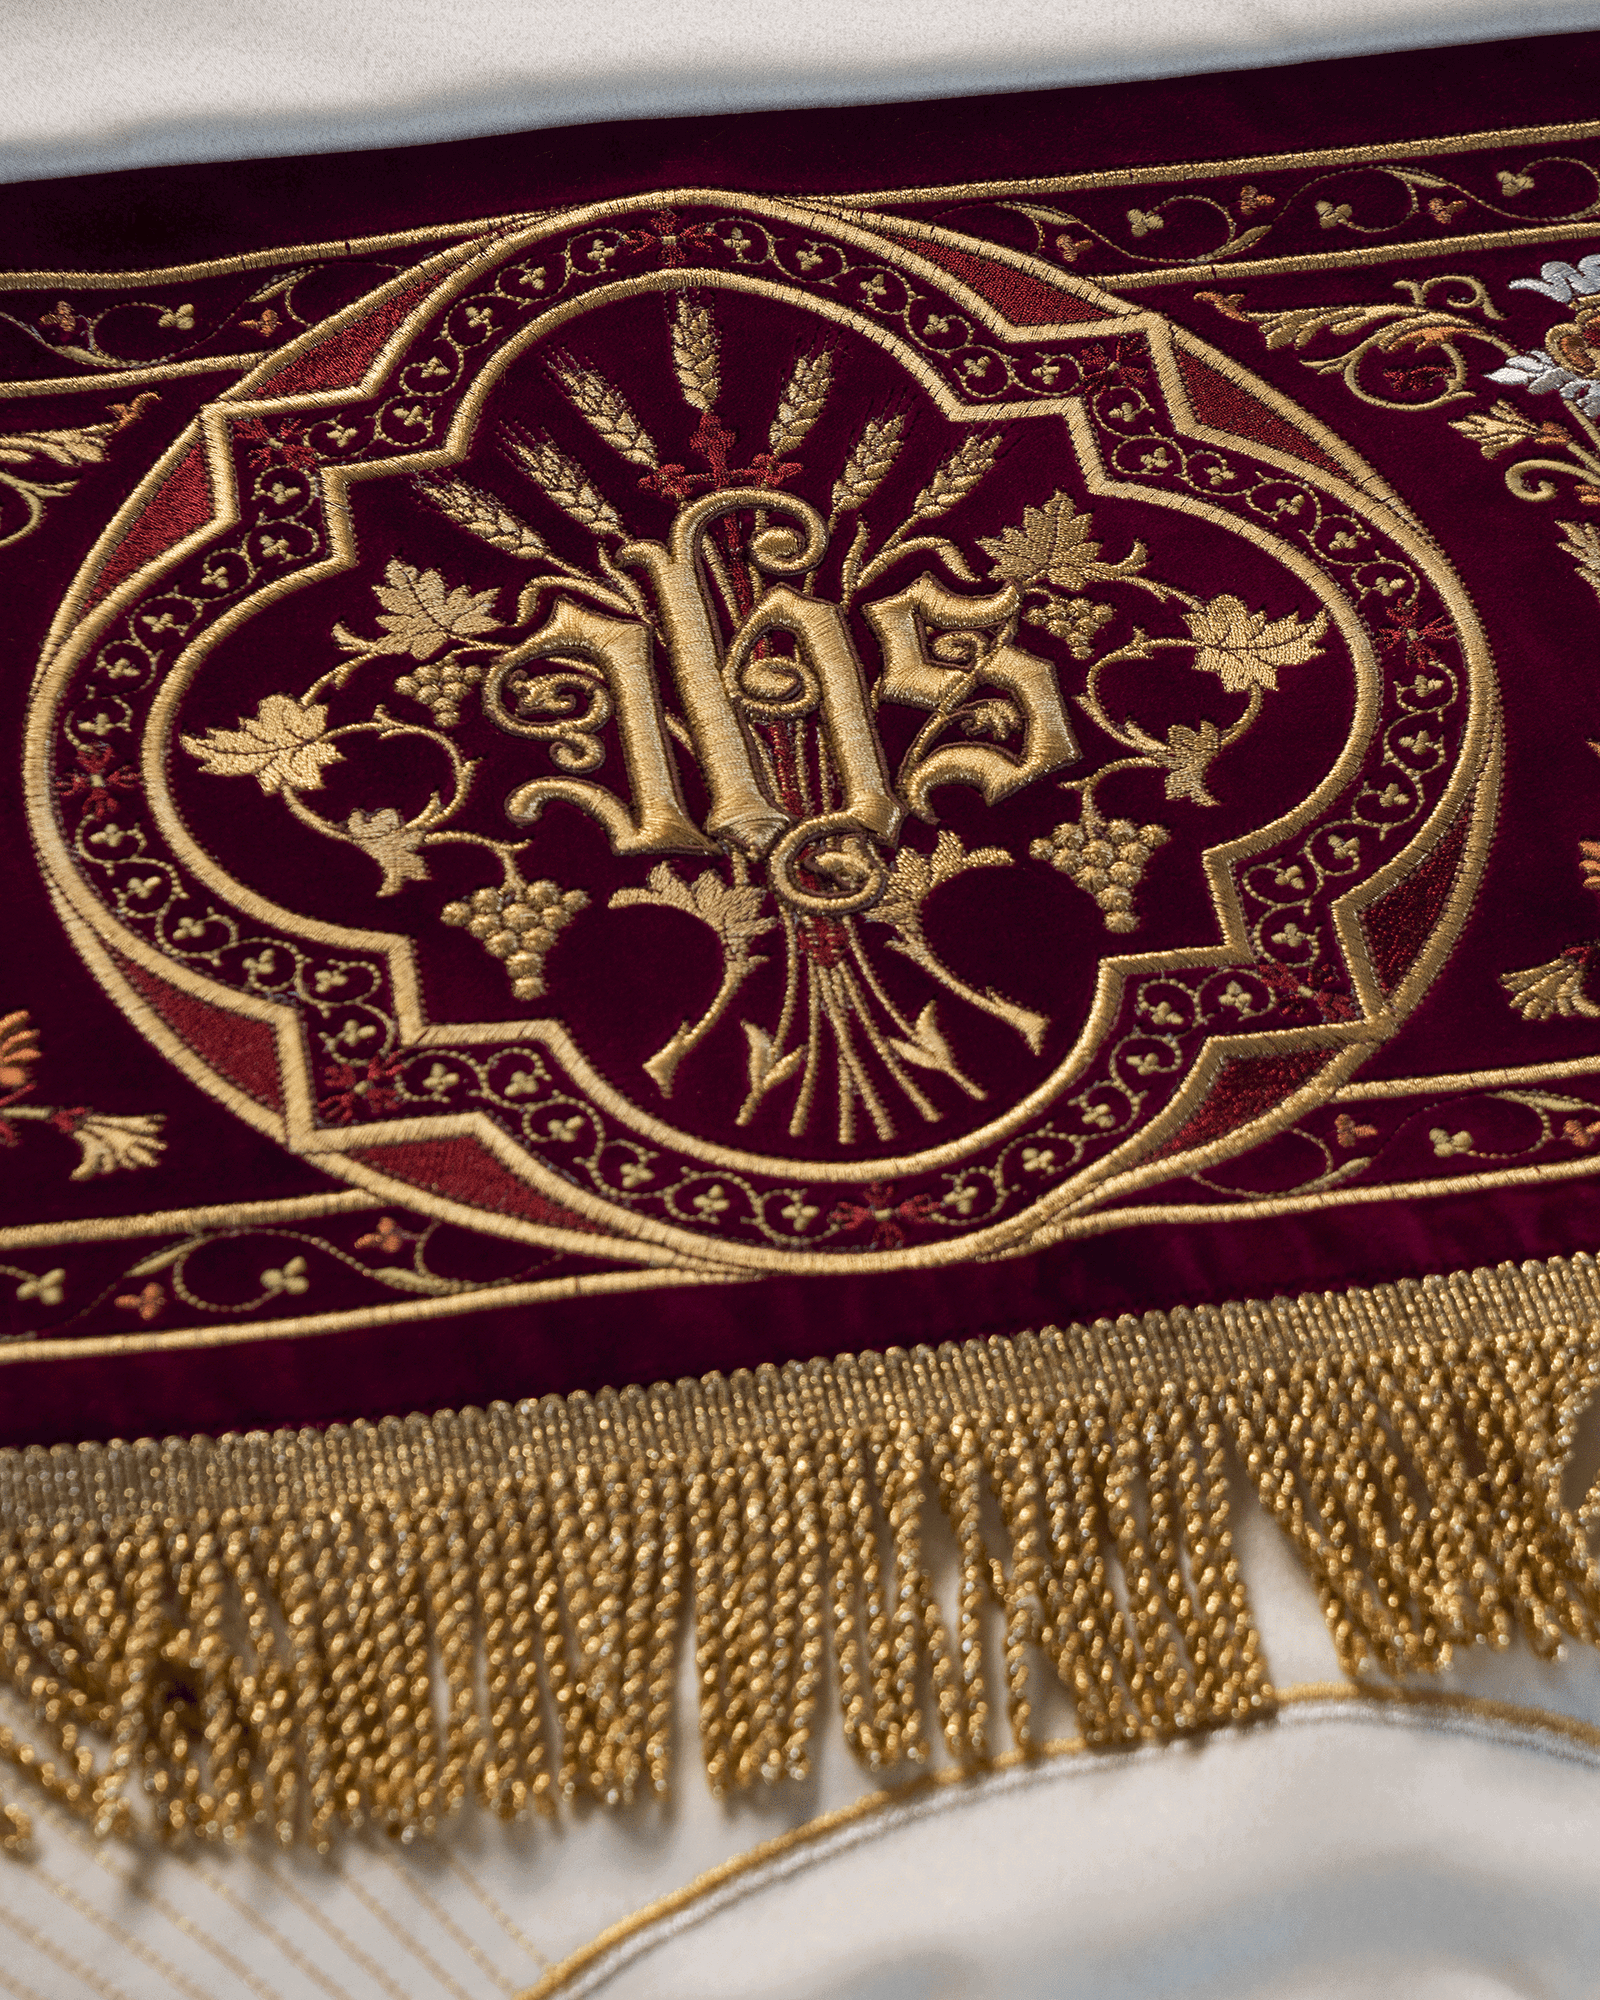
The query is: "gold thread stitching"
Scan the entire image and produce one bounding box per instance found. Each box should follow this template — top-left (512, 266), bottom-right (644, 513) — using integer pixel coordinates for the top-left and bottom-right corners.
top-left (22, 197), bottom-right (1496, 1281)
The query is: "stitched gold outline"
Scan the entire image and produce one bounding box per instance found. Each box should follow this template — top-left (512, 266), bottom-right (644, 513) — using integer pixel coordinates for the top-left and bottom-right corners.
top-left (853, 206), bottom-right (1600, 294)
top-left (0, 352), bottom-right (271, 402)
top-left (514, 1682), bottom-right (1600, 2000)
top-left (6, 1051), bottom-right (1595, 1260)
top-left (0, 217), bottom-right (542, 292)
top-left (18, 195), bottom-right (1504, 1272)
top-left (5, 1148), bottom-right (1598, 1366)
top-left (1099, 223), bottom-right (1600, 292)
top-left (0, 1262), bottom-right (740, 1367)
top-left (49, 890), bottom-right (691, 1271)
top-left (24, 194), bottom-right (1495, 1279)
top-left (0, 1190), bottom-right (375, 1255)
top-left (0, 219), bottom-right (545, 401)
top-left (825, 120), bottom-right (1600, 206)
top-left (1338, 1053), bottom-right (1600, 1099)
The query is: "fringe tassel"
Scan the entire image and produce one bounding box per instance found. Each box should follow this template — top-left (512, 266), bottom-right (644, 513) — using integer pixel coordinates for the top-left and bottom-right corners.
top-left (0, 1253), bottom-right (1598, 1849)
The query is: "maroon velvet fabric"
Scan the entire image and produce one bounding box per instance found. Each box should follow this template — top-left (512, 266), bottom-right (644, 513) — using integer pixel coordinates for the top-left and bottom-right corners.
top-left (6, 33), bottom-right (1600, 1446)
top-left (6, 31), bottom-right (1600, 270)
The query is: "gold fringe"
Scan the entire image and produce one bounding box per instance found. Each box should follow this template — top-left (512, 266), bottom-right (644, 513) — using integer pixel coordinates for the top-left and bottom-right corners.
top-left (1, 1252), bottom-right (1599, 1851)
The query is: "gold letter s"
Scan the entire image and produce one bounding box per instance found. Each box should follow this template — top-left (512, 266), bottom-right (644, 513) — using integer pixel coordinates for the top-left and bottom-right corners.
top-left (865, 574), bottom-right (1079, 820)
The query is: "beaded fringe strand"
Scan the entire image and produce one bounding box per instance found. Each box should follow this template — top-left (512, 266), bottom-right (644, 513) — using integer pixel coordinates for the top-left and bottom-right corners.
top-left (0, 1252), bottom-right (1598, 1851)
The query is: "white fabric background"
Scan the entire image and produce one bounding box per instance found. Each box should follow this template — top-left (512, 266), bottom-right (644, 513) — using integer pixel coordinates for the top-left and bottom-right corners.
top-left (3, 0), bottom-right (1600, 185)
top-left (591, 1711), bottom-right (1600, 2000)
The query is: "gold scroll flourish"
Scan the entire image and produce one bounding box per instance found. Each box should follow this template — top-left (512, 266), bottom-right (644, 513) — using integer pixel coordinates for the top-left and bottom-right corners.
top-left (0, 1250), bottom-right (1597, 1853)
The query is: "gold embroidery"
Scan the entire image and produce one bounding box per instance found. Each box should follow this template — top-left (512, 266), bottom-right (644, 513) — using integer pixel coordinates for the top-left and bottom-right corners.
top-left (1217, 258), bottom-right (1600, 593)
top-left (441, 880), bottom-right (589, 1003)
top-left (21, 199), bottom-right (1493, 1280)
top-left (1031, 809), bottom-right (1170, 931)
top-left (0, 1190), bottom-right (374, 1253)
top-left (158, 267), bottom-right (1371, 1162)
top-left (23, 1056), bottom-right (1600, 1362)
top-left (0, 217), bottom-right (541, 401)
top-left (832, 120), bottom-right (1600, 205)
top-left (1503, 953), bottom-right (1600, 1020)
top-left (1221, 274), bottom-right (1513, 411)
top-left (0, 397), bottom-right (155, 550)
top-left (838, 128), bottom-right (1600, 289)
top-left (0, 1010), bottom-right (166, 1185)
top-left (1225, 255), bottom-right (1600, 1045)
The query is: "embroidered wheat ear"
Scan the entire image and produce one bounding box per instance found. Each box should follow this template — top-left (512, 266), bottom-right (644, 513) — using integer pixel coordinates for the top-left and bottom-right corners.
top-left (909, 431), bottom-right (1002, 520)
top-left (415, 477), bottom-right (550, 558)
top-left (670, 295), bottom-right (721, 411)
top-left (768, 349), bottom-right (834, 456)
top-left (549, 352), bottom-right (659, 467)
top-left (504, 432), bottom-right (626, 538)
top-left (830, 412), bottom-right (906, 514)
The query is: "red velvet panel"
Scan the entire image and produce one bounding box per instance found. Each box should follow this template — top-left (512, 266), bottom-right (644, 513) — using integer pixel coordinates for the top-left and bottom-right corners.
top-left (6, 33), bottom-right (1600, 1446)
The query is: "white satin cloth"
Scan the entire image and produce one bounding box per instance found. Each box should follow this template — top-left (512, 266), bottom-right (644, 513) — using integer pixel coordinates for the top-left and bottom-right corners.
top-left (2, 0), bottom-right (1600, 185)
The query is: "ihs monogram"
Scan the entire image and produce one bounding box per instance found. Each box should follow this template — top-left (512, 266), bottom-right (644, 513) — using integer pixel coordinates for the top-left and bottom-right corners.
top-left (184, 292), bottom-right (1328, 1146)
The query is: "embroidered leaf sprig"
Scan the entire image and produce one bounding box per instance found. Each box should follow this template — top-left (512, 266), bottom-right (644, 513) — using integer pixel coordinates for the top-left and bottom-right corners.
top-left (336, 558), bottom-right (502, 660)
top-left (868, 828), bottom-right (1011, 933)
top-left (1448, 399), bottom-right (1550, 460)
top-left (0, 1011), bottom-right (40, 1091)
top-left (1157, 719), bottom-right (1225, 804)
top-left (1184, 594), bottom-right (1329, 693)
top-left (611, 864), bottom-right (776, 952)
top-left (68, 1112), bottom-right (167, 1180)
top-left (0, 423), bottom-right (114, 470)
top-left (181, 695), bottom-right (342, 794)
top-left (1559, 519), bottom-right (1600, 604)
top-left (978, 491), bottom-right (1145, 593)
top-left (1502, 953), bottom-right (1600, 1020)
top-left (343, 807), bottom-right (433, 896)
top-left (610, 865), bottom-right (777, 1098)
top-left (1249, 303), bottom-right (1405, 351)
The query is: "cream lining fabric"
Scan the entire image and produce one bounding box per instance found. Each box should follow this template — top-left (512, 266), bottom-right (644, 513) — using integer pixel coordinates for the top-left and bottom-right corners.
top-left (1, 0), bottom-right (1599, 183)
top-left (570, 1707), bottom-right (1600, 2000)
